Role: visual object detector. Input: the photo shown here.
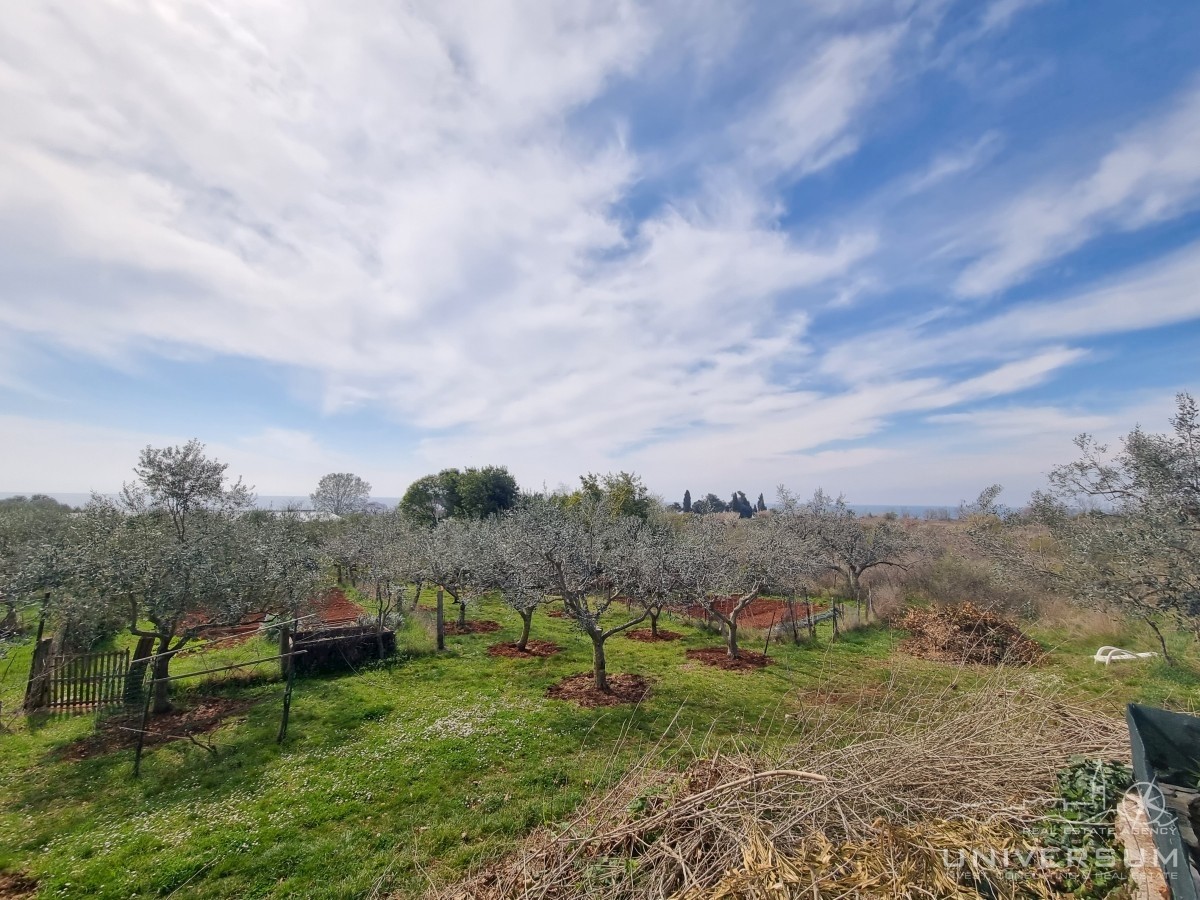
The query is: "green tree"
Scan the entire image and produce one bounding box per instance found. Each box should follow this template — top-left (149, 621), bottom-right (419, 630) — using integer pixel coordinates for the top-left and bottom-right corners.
top-left (572, 471), bottom-right (654, 520)
top-left (682, 490), bottom-right (692, 513)
top-left (455, 466), bottom-right (519, 519)
top-left (399, 469), bottom-right (462, 526)
top-left (691, 493), bottom-right (727, 515)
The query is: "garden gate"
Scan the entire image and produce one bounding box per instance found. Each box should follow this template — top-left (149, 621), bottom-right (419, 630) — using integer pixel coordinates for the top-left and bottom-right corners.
top-left (24, 639), bottom-right (149, 712)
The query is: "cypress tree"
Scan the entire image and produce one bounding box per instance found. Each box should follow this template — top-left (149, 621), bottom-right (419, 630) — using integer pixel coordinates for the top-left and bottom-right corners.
top-left (682, 489), bottom-right (692, 513)
top-left (756, 492), bottom-right (766, 512)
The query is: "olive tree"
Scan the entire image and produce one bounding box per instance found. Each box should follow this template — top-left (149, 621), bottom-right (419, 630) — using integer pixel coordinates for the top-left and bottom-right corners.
top-left (974, 394), bottom-right (1200, 661)
top-left (779, 487), bottom-right (913, 627)
top-left (415, 517), bottom-right (491, 628)
top-left (249, 511), bottom-right (324, 627)
top-left (482, 516), bottom-right (546, 651)
top-left (678, 516), bottom-right (778, 658)
top-left (0, 496), bottom-right (74, 636)
top-left (759, 513), bottom-right (823, 641)
top-left (86, 441), bottom-right (256, 712)
top-left (630, 519), bottom-right (690, 639)
top-left (500, 498), bottom-right (650, 691)
top-left (358, 512), bottom-right (425, 657)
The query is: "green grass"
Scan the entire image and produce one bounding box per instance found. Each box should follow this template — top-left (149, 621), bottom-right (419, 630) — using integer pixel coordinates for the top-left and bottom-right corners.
top-left (0, 596), bottom-right (1196, 899)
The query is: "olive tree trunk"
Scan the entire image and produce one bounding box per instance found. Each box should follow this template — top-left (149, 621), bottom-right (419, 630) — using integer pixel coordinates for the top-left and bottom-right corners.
top-left (591, 634), bottom-right (609, 692)
top-left (517, 608), bottom-right (534, 651)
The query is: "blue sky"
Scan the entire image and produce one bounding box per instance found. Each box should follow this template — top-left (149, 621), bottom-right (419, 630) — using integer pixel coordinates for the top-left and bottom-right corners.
top-left (2, 0), bottom-right (1199, 504)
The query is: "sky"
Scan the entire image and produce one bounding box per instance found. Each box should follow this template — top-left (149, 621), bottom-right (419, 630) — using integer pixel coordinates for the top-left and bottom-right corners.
top-left (2, 0), bottom-right (1199, 506)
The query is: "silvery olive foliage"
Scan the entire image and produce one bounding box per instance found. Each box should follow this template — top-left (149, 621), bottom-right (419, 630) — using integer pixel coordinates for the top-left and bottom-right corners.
top-left (675, 514), bottom-right (793, 658)
top-left (0, 496), bottom-right (76, 637)
top-left (414, 517), bottom-right (496, 628)
top-left (776, 487), bottom-right (914, 612)
top-left (975, 393), bottom-right (1200, 662)
top-left (74, 440), bottom-right (258, 712)
top-left (494, 496), bottom-right (653, 690)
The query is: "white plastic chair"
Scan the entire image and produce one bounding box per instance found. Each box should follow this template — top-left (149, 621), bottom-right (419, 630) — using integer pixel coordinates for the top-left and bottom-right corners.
top-left (1093, 646), bottom-right (1158, 664)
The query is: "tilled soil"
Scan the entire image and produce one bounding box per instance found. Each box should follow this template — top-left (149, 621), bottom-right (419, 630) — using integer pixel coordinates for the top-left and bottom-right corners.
top-left (0, 873), bottom-right (37, 900)
top-left (685, 647), bottom-right (772, 671)
top-left (685, 597), bottom-right (827, 629)
top-left (487, 640), bottom-right (562, 659)
top-left (545, 673), bottom-right (650, 707)
top-left (58, 697), bottom-right (254, 761)
top-left (443, 620), bottom-right (502, 636)
top-left (624, 628), bottom-right (683, 642)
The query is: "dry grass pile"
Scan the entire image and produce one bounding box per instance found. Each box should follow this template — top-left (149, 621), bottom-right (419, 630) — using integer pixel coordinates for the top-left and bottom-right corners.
top-left (900, 602), bottom-right (1043, 666)
top-left (683, 821), bottom-right (1056, 900)
top-left (435, 674), bottom-right (1126, 900)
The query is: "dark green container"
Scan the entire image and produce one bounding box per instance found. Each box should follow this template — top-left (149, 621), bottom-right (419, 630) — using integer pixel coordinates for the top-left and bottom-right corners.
top-left (1126, 704), bottom-right (1200, 900)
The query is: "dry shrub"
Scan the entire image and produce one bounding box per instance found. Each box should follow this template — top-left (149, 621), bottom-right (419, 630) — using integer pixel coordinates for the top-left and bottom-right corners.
top-left (900, 602), bottom-right (1042, 666)
top-left (1033, 597), bottom-right (1124, 641)
top-left (432, 672), bottom-right (1126, 900)
top-left (901, 552), bottom-right (1037, 618)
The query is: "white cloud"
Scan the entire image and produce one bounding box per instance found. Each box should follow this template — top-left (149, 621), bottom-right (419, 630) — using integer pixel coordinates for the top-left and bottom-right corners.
top-left (0, 0), bottom-right (904, 488)
top-left (955, 79), bottom-right (1200, 296)
top-left (900, 131), bottom-right (1003, 197)
top-left (824, 241), bottom-right (1200, 383)
top-left (0, 417), bottom-right (355, 496)
top-left (741, 28), bottom-right (902, 178)
top-left (0, 0), bottom-right (1191, 507)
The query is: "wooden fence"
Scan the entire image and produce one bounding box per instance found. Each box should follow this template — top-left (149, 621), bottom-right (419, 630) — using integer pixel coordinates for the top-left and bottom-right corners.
top-left (43, 648), bottom-right (131, 710)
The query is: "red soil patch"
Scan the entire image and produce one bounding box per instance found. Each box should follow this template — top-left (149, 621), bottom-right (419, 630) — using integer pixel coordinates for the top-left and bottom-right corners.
top-left (685, 647), bottom-right (772, 671)
top-left (179, 611), bottom-right (267, 649)
top-left (684, 596), bottom-right (827, 629)
top-left (546, 673), bottom-right (651, 707)
top-left (0, 873), bottom-right (37, 899)
top-left (314, 587), bottom-right (366, 627)
top-left (178, 588), bottom-right (366, 649)
top-left (443, 620), bottom-right (502, 636)
top-left (487, 639), bottom-right (562, 659)
top-left (625, 628), bottom-right (683, 642)
top-left (58, 697), bottom-right (254, 762)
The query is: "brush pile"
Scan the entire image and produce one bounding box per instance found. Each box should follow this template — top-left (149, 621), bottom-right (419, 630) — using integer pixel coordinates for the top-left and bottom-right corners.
top-left (900, 602), bottom-right (1043, 666)
top-left (434, 674), bottom-right (1126, 900)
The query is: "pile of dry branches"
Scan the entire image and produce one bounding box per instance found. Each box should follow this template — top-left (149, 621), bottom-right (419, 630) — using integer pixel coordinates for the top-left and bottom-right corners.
top-left (435, 673), bottom-right (1126, 900)
top-left (900, 602), bottom-right (1043, 666)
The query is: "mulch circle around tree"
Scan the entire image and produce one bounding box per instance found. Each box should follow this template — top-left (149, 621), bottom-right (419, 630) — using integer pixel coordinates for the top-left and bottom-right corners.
top-left (487, 639), bottom-right (562, 659)
top-left (545, 673), bottom-right (651, 707)
top-left (624, 628), bottom-right (683, 642)
top-left (685, 647), bottom-right (772, 671)
top-left (58, 697), bottom-right (254, 762)
top-left (442, 620), bottom-right (502, 636)
top-left (0, 873), bottom-right (38, 900)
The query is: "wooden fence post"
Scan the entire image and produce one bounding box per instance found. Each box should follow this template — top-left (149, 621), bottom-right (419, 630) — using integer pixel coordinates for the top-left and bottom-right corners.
top-left (277, 627), bottom-right (295, 744)
top-left (436, 588), bottom-right (445, 651)
top-left (23, 637), bottom-right (53, 711)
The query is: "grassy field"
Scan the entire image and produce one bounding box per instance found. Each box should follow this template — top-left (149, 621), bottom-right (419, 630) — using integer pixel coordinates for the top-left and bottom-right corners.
top-left (0, 595), bottom-right (1197, 899)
